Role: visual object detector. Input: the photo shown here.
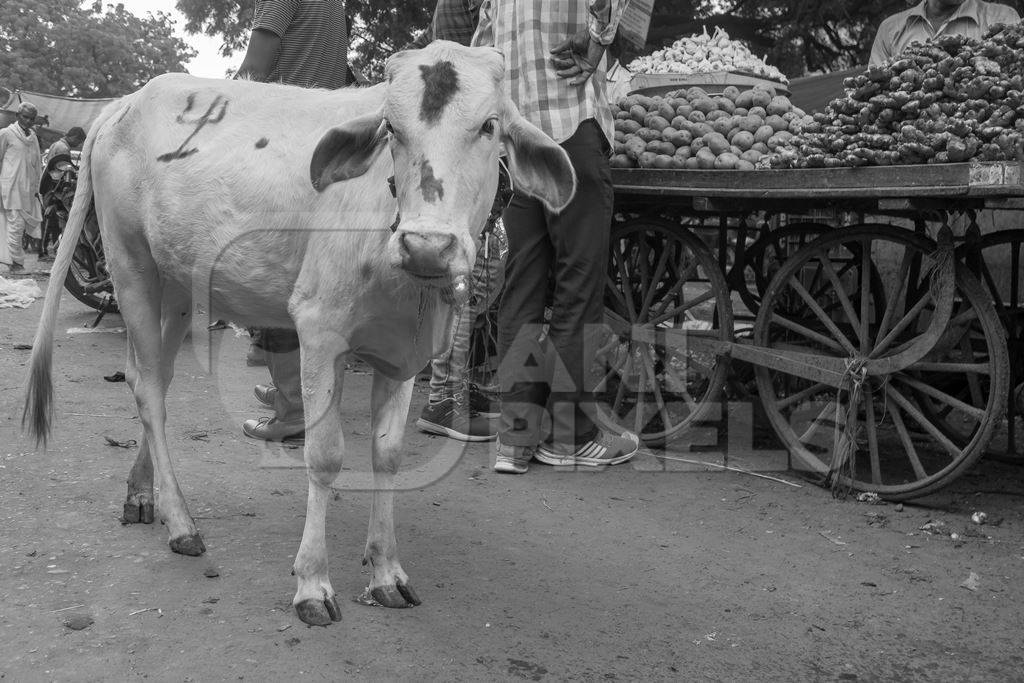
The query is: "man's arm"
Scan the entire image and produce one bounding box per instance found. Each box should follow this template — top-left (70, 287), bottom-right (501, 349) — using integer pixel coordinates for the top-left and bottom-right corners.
top-left (587, 0), bottom-right (628, 46)
top-left (868, 26), bottom-right (891, 67)
top-left (0, 130), bottom-right (8, 179)
top-left (867, 14), bottom-right (901, 68)
top-left (550, 0), bottom-right (629, 86)
top-left (470, 0), bottom-right (493, 47)
top-left (236, 28), bottom-right (281, 81)
top-left (990, 3), bottom-right (1021, 25)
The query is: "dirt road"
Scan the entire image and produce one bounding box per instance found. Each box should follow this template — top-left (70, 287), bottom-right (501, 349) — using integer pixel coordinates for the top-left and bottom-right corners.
top-left (2, 272), bottom-right (1023, 682)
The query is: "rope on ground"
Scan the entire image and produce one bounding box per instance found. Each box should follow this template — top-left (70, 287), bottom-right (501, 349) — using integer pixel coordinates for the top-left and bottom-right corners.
top-left (648, 452), bottom-right (802, 488)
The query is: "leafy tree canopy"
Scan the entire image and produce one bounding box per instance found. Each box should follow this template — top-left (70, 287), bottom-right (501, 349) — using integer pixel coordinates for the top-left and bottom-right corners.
top-left (176, 0), bottom-right (1024, 79)
top-left (176, 0), bottom-right (430, 81)
top-left (0, 0), bottom-right (197, 98)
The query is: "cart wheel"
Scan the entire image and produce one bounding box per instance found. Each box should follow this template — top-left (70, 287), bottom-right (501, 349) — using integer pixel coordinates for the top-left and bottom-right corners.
top-left (943, 229), bottom-right (1024, 459)
top-left (753, 226), bottom-right (1009, 500)
top-left (736, 222), bottom-right (835, 314)
top-left (598, 217), bottom-right (733, 445)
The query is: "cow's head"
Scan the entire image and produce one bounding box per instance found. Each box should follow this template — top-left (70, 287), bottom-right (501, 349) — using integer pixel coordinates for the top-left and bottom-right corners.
top-left (310, 40), bottom-right (576, 291)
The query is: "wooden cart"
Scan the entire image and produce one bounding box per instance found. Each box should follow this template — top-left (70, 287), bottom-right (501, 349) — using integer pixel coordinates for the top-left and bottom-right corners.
top-left (600, 162), bottom-right (1024, 499)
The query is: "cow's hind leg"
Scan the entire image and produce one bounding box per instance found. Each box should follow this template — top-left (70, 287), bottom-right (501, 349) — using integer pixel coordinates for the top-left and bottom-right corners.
top-left (122, 441), bottom-right (154, 524)
top-left (362, 373), bottom-right (421, 608)
top-left (118, 274), bottom-right (204, 555)
top-left (292, 341), bottom-right (347, 626)
top-left (122, 293), bottom-right (192, 527)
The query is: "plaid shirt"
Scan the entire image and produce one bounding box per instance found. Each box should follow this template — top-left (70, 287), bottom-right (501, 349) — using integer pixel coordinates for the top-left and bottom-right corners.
top-left (411, 0), bottom-right (482, 48)
top-left (472, 0), bottom-right (628, 146)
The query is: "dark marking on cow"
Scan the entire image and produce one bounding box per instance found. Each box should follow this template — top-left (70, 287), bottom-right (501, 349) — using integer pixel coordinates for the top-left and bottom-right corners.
top-left (418, 61), bottom-right (459, 124)
top-left (419, 159), bottom-right (444, 202)
top-left (157, 94), bottom-right (229, 163)
top-left (114, 104), bottom-right (132, 126)
top-left (156, 148), bottom-right (198, 162)
top-left (255, 137), bottom-right (269, 149)
top-left (175, 93), bottom-right (198, 123)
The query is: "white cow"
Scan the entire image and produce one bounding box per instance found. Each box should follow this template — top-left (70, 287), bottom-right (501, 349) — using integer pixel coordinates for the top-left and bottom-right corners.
top-left (23, 41), bottom-right (575, 626)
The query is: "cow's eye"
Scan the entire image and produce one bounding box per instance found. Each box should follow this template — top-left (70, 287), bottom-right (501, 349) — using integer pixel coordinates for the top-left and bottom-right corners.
top-left (384, 119), bottom-right (395, 135)
top-left (480, 118), bottom-right (497, 138)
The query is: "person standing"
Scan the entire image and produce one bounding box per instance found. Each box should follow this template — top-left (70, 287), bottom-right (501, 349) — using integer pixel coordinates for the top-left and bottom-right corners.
top-left (236, 0), bottom-right (350, 442)
top-left (869, 0), bottom-right (1020, 66)
top-left (0, 102), bottom-right (43, 273)
top-left (410, 0), bottom-right (508, 443)
top-left (44, 126), bottom-right (86, 166)
top-left (473, 0), bottom-right (640, 473)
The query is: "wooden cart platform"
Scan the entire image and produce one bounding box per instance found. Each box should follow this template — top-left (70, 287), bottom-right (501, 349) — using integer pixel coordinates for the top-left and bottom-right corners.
top-left (611, 162), bottom-right (1024, 213)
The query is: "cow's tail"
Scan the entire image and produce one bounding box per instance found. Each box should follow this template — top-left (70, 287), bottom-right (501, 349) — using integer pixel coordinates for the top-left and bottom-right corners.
top-left (23, 101), bottom-right (119, 446)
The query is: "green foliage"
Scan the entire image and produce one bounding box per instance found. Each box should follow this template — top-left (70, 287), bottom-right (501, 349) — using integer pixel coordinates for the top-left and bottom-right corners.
top-left (0, 0), bottom-right (196, 98)
top-left (345, 1), bottom-right (433, 81)
top-left (176, 0), bottom-right (254, 55)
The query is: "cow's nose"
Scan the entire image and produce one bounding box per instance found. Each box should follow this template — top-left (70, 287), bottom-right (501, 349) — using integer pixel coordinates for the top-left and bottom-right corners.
top-left (398, 231), bottom-right (457, 277)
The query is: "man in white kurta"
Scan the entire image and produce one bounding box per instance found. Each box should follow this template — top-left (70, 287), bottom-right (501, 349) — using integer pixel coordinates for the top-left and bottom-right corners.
top-left (0, 102), bottom-right (43, 271)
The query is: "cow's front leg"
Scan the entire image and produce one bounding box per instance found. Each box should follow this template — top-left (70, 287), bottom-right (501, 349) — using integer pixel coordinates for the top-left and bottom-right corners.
top-left (292, 344), bottom-right (347, 626)
top-left (362, 373), bottom-right (421, 608)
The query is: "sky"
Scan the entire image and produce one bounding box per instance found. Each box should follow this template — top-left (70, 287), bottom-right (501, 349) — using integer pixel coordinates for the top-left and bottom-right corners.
top-left (114, 0), bottom-right (239, 78)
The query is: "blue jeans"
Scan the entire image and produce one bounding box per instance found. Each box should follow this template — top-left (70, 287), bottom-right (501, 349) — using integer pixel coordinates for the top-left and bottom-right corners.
top-left (428, 220), bottom-right (507, 402)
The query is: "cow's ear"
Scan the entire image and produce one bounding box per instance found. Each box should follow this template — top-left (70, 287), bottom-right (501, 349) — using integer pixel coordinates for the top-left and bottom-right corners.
top-left (310, 110), bottom-right (388, 191)
top-left (500, 103), bottom-right (576, 213)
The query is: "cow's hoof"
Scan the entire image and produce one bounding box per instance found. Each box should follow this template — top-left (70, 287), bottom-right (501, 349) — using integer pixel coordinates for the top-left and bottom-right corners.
top-left (169, 533), bottom-right (206, 556)
top-left (296, 595), bottom-right (342, 626)
top-left (121, 496), bottom-right (155, 525)
top-left (370, 581), bottom-right (421, 608)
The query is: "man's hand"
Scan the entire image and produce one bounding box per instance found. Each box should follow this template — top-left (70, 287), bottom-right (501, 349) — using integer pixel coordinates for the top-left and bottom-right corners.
top-left (550, 28), bottom-right (607, 87)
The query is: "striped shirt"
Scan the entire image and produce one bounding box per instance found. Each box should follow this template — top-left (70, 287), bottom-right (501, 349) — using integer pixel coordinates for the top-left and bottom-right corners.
top-left (471, 0), bottom-right (628, 146)
top-left (870, 0), bottom-right (1020, 66)
top-left (253, 0), bottom-right (349, 89)
top-left (411, 0), bottom-right (482, 48)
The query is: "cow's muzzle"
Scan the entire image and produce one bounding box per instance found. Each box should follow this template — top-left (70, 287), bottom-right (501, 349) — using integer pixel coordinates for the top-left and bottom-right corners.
top-left (397, 230), bottom-right (458, 279)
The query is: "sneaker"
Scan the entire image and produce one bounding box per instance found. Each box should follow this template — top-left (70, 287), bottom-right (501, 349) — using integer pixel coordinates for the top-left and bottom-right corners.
top-left (242, 415), bottom-right (305, 441)
top-left (494, 441), bottom-right (533, 474)
top-left (535, 429), bottom-right (640, 467)
top-left (9, 261), bottom-right (24, 273)
top-left (254, 384), bottom-right (278, 408)
top-left (416, 397), bottom-right (497, 442)
top-left (467, 383), bottom-right (500, 418)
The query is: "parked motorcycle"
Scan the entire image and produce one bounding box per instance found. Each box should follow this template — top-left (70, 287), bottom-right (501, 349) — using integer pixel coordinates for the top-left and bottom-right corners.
top-left (38, 153), bottom-right (118, 320)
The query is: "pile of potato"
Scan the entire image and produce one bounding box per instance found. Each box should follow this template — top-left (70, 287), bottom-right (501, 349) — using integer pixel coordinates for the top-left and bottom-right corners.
top-left (611, 85), bottom-right (814, 169)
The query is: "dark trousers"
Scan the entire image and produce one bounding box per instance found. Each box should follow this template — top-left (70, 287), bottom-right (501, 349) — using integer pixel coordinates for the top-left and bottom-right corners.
top-left (497, 119), bottom-right (612, 449)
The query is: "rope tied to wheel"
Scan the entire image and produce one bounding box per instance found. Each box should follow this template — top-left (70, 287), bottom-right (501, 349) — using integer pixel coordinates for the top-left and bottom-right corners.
top-left (928, 224), bottom-right (956, 300)
top-left (827, 356), bottom-right (869, 498)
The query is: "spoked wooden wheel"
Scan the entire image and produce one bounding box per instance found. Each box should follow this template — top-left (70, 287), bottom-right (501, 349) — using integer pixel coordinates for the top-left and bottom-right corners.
top-left (597, 217), bottom-right (733, 446)
top-left (752, 226), bottom-right (1009, 500)
top-left (737, 222), bottom-right (836, 314)
top-left (943, 229), bottom-right (1024, 459)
